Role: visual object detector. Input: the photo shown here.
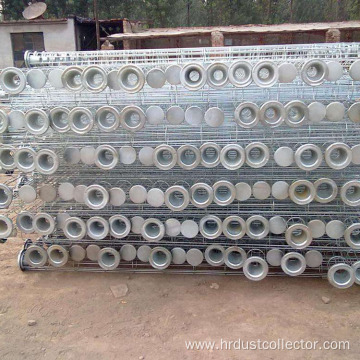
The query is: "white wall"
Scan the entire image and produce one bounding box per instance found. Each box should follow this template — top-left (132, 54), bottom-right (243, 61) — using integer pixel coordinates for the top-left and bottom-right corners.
top-left (0, 18), bottom-right (76, 68)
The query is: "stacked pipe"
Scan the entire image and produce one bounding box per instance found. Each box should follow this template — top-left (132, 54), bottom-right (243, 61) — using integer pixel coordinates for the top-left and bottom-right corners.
top-left (1, 42), bottom-right (360, 289)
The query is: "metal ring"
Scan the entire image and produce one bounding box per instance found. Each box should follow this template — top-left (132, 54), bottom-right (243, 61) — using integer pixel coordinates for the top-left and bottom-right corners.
top-left (177, 145), bottom-right (200, 170)
top-left (84, 184), bottom-right (109, 210)
top-left (24, 109), bottom-right (49, 135)
top-left (220, 144), bottom-right (245, 170)
top-left (340, 180), bottom-right (360, 207)
top-left (164, 185), bottom-right (189, 211)
top-left (200, 215), bottom-right (222, 239)
top-left (234, 102), bottom-right (259, 128)
top-left (81, 65), bottom-right (108, 92)
top-left (149, 247), bottom-right (172, 270)
top-left (222, 216), bottom-right (246, 240)
top-left (0, 67), bottom-right (26, 94)
top-left (0, 109), bottom-right (9, 133)
top-left (285, 101), bottom-right (309, 127)
top-left (120, 106), bottom-right (146, 132)
top-left (289, 180), bottom-right (316, 205)
top-left (141, 218), bottom-right (165, 242)
top-left (87, 216), bottom-right (109, 240)
top-left (94, 145), bottom-right (119, 170)
top-left (252, 61), bottom-right (278, 87)
top-left (281, 252), bottom-right (306, 276)
top-left (260, 101), bottom-right (285, 127)
top-left (153, 144), bottom-right (177, 170)
top-left (95, 106), bottom-right (120, 132)
top-left (16, 212), bottom-right (33, 233)
top-left (344, 223), bottom-right (360, 249)
top-left (246, 215), bottom-right (269, 240)
top-left (33, 213), bottom-right (55, 235)
top-left (190, 182), bottom-right (213, 208)
top-left (200, 142), bottom-right (221, 168)
top-left (24, 245), bottom-right (47, 268)
top-left (180, 63), bottom-right (207, 90)
top-left (63, 216), bottom-right (86, 241)
top-left (224, 246), bottom-right (247, 269)
top-left (47, 245), bottom-right (69, 268)
top-left (49, 107), bottom-right (70, 133)
top-left (213, 180), bottom-right (236, 206)
top-left (206, 63), bottom-right (228, 88)
top-left (61, 66), bottom-right (83, 92)
top-left (118, 65), bottom-right (145, 93)
top-left (35, 149), bottom-right (59, 175)
top-left (68, 107), bottom-right (94, 134)
top-left (301, 59), bottom-right (328, 86)
top-left (204, 244), bottom-right (225, 266)
top-left (228, 60), bottom-right (252, 87)
top-left (327, 263), bottom-right (355, 289)
top-left (109, 215), bottom-right (131, 239)
top-left (351, 261), bottom-right (360, 285)
top-left (243, 256), bottom-right (269, 281)
top-left (0, 147), bottom-right (15, 170)
top-left (294, 144), bottom-right (323, 171)
top-left (98, 247), bottom-right (120, 271)
top-left (324, 142), bottom-right (352, 170)
top-left (314, 178), bottom-right (338, 203)
top-left (245, 142), bottom-right (269, 168)
top-left (14, 147), bottom-right (36, 173)
top-left (0, 215), bottom-right (12, 238)
top-left (0, 183), bottom-right (12, 209)
top-left (285, 224), bottom-right (312, 249)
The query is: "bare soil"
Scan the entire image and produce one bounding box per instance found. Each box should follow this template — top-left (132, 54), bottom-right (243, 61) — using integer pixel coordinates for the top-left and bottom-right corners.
top-left (0, 238), bottom-right (359, 360)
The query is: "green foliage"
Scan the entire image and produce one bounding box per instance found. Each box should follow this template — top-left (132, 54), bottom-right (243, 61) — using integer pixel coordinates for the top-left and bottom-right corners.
top-left (1, 0), bottom-right (360, 24)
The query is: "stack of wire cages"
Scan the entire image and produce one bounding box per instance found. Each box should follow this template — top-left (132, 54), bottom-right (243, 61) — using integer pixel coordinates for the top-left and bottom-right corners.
top-left (0, 42), bottom-right (360, 288)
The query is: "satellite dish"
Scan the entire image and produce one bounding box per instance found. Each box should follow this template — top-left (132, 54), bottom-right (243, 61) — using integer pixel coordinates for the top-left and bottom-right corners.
top-left (23, 1), bottom-right (47, 20)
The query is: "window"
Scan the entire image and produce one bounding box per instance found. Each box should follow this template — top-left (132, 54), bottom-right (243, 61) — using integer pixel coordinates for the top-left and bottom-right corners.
top-left (11, 32), bottom-right (45, 67)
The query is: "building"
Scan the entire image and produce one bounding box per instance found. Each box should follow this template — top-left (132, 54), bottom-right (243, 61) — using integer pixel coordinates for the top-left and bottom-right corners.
top-left (0, 16), bottom-right (126, 68)
top-left (106, 21), bottom-right (360, 50)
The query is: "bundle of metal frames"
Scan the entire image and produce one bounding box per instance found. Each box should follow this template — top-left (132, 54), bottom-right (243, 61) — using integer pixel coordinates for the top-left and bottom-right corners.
top-left (1, 43), bottom-right (360, 288)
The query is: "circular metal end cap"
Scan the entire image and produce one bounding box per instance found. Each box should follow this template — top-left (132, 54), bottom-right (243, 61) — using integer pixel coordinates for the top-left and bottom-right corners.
top-left (326, 102), bottom-right (345, 122)
top-left (147, 188), bottom-right (165, 207)
top-left (131, 216), bottom-right (145, 234)
top-left (285, 224), bottom-right (312, 249)
top-left (109, 215), bottom-right (131, 239)
top-left (252, 61), bottom-right (278, 87)
top-left (81, 65), bottom-right (107, 92)
top-left (308, 219), bottom-right (326, 238)
top-left (137, 245), bottom-right (152, 262)
top-left (153, 144), bottom-right (177, 170)
top-left (39, 184), bottom-right (57, 202)
top-left (118, 65), bottom-right (145, 93)
top-left (9, 110), bottom-right (25, 130)
top-left (48, 69), bottom-right (64, 89)
top-left (326, 61), bottom-right (343, 81)
top-left (224, 246), bottom-right (247, 269)
top-left (260, 101), bottom-right (285, 128)
top-left (181, 220), bottom-right (199, 239)
top-left (24, 245), bottom-right (47, 268)
top-left (74, 184), bottom-right (86, 202)
top-left (64, 147), bottom-right (80, 165)
top-left (129, 185), bottom-right (147, 204)
top-left (94, 145), bottom-right (119, 170)
top-left (95, 106), bottom-right (120, 132)
top-left (47, 245), bottom-right (68, 268)
top-left (220, 144), bottom-right (245, 170)
top-left (141, 218), bottom-right (165, 242)
top-left (285, 101), bottom-right (308, 127)
top-left (252, 181), bottom-right (271, 200)
top-left (61, 66), bottom-right (83, 92)
top-left (139, 146), bottom-right (154, 166)
top-left (165, 64), bottom-right (181, 85)
top-left (200, 142), bottom-right (221, 168)
top-left (120, 244), bottom-right (137, 262)
top-left (305, 250), bottom-right (323, 268)
top-left (165, 218), bottom-right (181, 237)
top-left (278, 63), bottom-right (297, 83)
top-left (180, 63), bottom-right (207, 90)
top-left (349, 59), bottom-right (360, 81)
top-left (325, 142), bottom-right (351, 170)
top-left (266, 249), bottom-right (283, 267)
top-left (308, 102), bottom-right (326, 123)
top-left (177, 145), bottom-right (200, 170)
top-left (281, 252), bottom-right (306, 276)
top-left (18, 185), bottom-right (36, 203)
top-left (271, 181), bottom-right (289, 200)
top-left (149, 247), bottom-right (172, 270)
top-left (205, 244), bottom-right (225, 266)
top-left (246, 215), bottom-right (269, 240)
top-left (58, 182), bottom-right (74, 201)
top-left (24, 109), bottom-right (49, 135)
top-left (200, 215), bottom-right (222, 239)
top-left (98, 247), bottom-right (120, 271)
top-left (146, 106), bottom-right (164, 125)
top-left (63, 216), bottom-right (86, 241)
top-left (84, 184), bottom-right (109, 210)
top-left (26, 69), bottom-right (47, 89)
top-left (146, 68), bottom-right (166, 89)
top-left (274, 146), bottom-right (294, 167)
top-left (0, 183), bottom-right (12, 209)
top-left (165, 185), bottom-right (189, 211)
top-left (269, 216), bottom-right (287, 235)
top-left (206, 63), bottom-right (228, 89)
top-left (107, 69), bottom-right (121, 90)
top-left (49, 107), bottom-right (70, 133)
top-left (222, 216), bottom-right (246, 240)
top-left (234, 102), bottom-right (259, 128)
top-left (86, 244), bottom-right (101, 261)
top-left (327, 263), bottom-right (355, 289)
top-left (166, 106), bottom-right (185, 125)
top-left (119, 146), bottom-right (136, 165)
top-left (301, 59), bottom-right (328, 86)
top-left (351, 144), bottom-right (360, 165)
top-left (235, 182), bottom-right (252, 201)
top-left (213, 180), bottom-right (236, 206)
top-left (70, 245), bottom-right (86, 262)
top-left (185, 106), bottom-right (203, 126)
top-left (314, 178), bottom-right (338, 203)
top-left (68, 107), bottom-right (94, 134)
top-left (228, 60), bottom-right (252, 87)
top-left (243, 256), bottom-right (269, 281)
top-left (120, 106), bottom-right (146, 132)
top-left (0, 67), bottom-right (26, 94)
top-left (186, 248), bottom-right (203, 266)
top-left (325, 220), bottom-right (345, 239)
top-left (16, 212), bottom-right (33, 233)
top-left (245, 142), bottom-right (269, 168)
top-left (171, 247), bottom-right (186, 264)
top-left (289, 180), bottom-right (315, 205)
top-left (294, 144), bottom-right (323, 171)
top-left (0, 109), bottom-right (9, 134)
top-left (204, 107), bottom-right (224, 127)
top-left (80, 146), bottom-right (96, 165)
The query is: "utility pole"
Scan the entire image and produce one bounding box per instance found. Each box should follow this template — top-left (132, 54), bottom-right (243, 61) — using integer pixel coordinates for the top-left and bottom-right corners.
top-left (290, 0), bottom-right (293, 23)
top-left (94, 0), bottom-right (100, 50)
top-left (187, 0), bottom-right (190, 27)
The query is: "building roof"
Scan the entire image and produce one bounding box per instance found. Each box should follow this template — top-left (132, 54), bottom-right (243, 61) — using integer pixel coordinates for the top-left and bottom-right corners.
top-left (107, 21), bottom-right (360, 40)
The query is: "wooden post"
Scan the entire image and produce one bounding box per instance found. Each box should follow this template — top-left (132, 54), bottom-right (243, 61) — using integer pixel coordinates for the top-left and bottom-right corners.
top-left (123, 19), bottom-right (134, 50)
top-left (325, 29), bottom-right (341, 43)
top-left (211, 31), bottom-right (224, 47)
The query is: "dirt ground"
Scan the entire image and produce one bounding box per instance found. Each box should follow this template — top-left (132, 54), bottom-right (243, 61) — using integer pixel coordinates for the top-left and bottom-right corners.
top-left (0, 238), bottom-right (359, 360)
